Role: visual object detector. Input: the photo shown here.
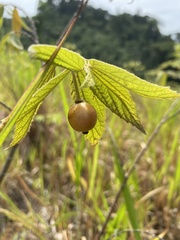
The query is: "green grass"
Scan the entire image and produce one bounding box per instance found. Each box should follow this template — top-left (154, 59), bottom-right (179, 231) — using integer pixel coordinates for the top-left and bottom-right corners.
top-left (0, 50), bottom-right (180, 239)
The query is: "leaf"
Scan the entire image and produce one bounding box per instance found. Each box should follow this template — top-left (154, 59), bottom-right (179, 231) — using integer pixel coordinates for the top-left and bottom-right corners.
top-left (0, 39), bottom-right (76, 147)
top-left (12, 6), bottom-right (31, 32)
top-left (20, 18), bottom-right (32, 32)
top-left (89, 59), bottom-right (180, 99)
top-left (28, 44), bottom-right (85, 71)
top-left (12, 8), bottom-right (22, 35)
top-left (156, 71), bottom-right (168, 86)
top-left (18, 69), bottom-right (70, 121)
top-left (88, 60), bottom-right (145, 133)
top-left (8, 32), bottom-right (23, 50)
top-left (70, 71), bottom-right (106, 144)
top-left (0, 4), bottom-right (4, 29)
top-left (9, 69), bottom-right (70, 147)
top-left (83, 59), bottom-right (180, 133)
top-left (9, 106), bottom-right (39, 147)
top-left (0, 65), bottom-right (54, 147)
top-left (112, 145), bottom-right (141, 240)
top-left (86, 94), bottom-right (106, 145)
top-left (0, 63), bottom-right (55, 147)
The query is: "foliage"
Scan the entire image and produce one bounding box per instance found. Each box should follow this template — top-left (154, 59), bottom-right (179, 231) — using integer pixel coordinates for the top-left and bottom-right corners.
top-left (0, 43), bottom-right (179, 148)
top-left (1, 4), bottom-right (38, 49)
top-left (2, 0), bottom-right (175, 72)
top-left (158, 44), bottom-right (180, 84)
top-left (35, 0), bottom-right (174, 70)
top-left (1, 69), bottom-right (180, 239)
top-left (146, 43), bottom-right (180, 87)
top-left (0, 3), bottom-right (180, 240)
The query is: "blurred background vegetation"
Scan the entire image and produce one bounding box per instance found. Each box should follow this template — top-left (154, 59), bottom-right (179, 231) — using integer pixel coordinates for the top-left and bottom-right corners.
top-left (0, 0), bottom-right (180, 239)
top-left (2, 0), bottom-right (179, 78)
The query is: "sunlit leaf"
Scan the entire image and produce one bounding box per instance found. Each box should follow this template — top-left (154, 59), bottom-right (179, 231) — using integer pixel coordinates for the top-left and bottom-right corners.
top-left (12, 7), bottom-right (22, 35)
top-left (85, 94), bottom-right (106, 145)
top-left (17, 69), bottom-right (70, 121)
top-left (10, 106), bottom-right (38, 147)
top-left (89, 59), bottom-right (180, 99)
top-left (9, 69), bottom-right (70, 147)
top-left (28, 44), bottom-right (85, 71)
top-left (87, 60), bottom-right (145, 133)
top-left (1, 41), bottom-right (180, 147)
top-left (0, 65), bottom-right (55, 147)
top-left (81, 59), bottom-right (180, 133)
top-left (0, 41), bottom-right (75, 147)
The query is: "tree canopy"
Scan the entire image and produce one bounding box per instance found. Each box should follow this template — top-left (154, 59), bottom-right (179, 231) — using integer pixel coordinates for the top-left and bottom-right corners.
top-left (35, 0), bottom-right (174, 71)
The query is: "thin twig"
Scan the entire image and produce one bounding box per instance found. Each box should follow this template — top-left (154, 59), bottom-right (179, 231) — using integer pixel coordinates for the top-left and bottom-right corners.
top-left (127, 100), bottom-right (179, 178)
top-left (56, 0), bottom-right (88, 46)
top-left (0, 144), bottom-right (18, 185)
top-left (0, 101), bottom-right (12, 112)
top-left (42, 0), bottom-right (88, 71)
top-left (0, 101), bottom-right (16, 185)
top-left (97, 100), bottom-right (180, 240)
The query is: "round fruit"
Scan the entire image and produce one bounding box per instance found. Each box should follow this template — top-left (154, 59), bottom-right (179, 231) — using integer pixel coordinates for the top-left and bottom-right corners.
top-left (68, 101), bottom-right (97, 134)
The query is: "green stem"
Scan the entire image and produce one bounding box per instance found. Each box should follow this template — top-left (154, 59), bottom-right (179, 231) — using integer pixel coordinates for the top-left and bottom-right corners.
top-left (72, 72), bottom-right (82, 103)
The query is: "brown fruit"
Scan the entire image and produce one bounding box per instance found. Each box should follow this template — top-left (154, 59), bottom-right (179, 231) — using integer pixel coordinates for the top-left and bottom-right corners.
top-left (68, 101), bottom-right (97, 134)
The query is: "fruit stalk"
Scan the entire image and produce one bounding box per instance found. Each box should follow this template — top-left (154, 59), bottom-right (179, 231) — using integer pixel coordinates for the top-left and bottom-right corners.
top-left (72, 72), bottom-right (82, 103)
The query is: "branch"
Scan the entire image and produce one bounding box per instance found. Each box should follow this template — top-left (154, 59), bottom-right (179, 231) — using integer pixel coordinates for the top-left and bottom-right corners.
top-left (0, 145), bottom-right (18, 185)
top-left (42, 0), bottom-right (89, 74)
top-left (0, 101), bottom-right (12, 112)
top-left (56, 0), bottom-right (88, 46)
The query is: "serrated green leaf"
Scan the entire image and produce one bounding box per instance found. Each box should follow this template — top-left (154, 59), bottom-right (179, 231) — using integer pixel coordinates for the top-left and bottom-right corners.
top-left (0, 65), bottom-right (55, 147)
top-left (89, 59), bottom-right (180, 99)
top-left (86, 96), bottom-right (106, 145)
top-left (9, 69), bottom-right (70, 147)
top-left (18, 69), bottom-right (70, 121)
top-left (9, 106), bottom-right (39, 147)
top-left (28, 44), bottom-right (85, 71)
top-left (70, 71), bottom-right (106, 144)
top-left (89, 65), bottom-right (145, 133)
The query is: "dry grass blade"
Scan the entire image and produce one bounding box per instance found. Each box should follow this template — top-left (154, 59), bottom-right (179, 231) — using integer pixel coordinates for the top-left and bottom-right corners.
top-left (97, 100), bottom-right (180, 240)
